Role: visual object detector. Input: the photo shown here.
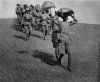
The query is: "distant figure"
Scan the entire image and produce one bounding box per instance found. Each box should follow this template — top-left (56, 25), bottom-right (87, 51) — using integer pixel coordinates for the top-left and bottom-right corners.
top-left (34, 4), bottom-right (41, 30)
top-left (41, 11), bottom-right (51, 40)
top-left (15, 3), bottom-right (23, 27)
top-left (35, 4), bottom-right (41, 12)
top-left (21, 8), bottom-right (33, 41)
top-left (29, 4), bottom-right (36, 29)
top-left (51, 11), bottom-right (60, 61)
top-left (15, 3), bottom-right (21, 18)
top-left (51, 12), bottom-right (60, 59)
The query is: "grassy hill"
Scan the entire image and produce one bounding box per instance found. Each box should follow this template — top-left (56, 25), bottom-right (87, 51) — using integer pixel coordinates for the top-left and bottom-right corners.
top-left (0, 18), bottom-right (100, 82)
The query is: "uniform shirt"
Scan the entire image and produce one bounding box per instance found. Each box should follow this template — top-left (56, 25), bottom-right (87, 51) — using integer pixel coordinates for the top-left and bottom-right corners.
top-left (58, 21), bottom-right (70, 44)
top-left (52, 15), bottom-right (59, 31)
top-left (35, 12), bottom-right (41, 19)
top-left (30, 10), bottom-right (36, 17)
top-left (59, 21), bottom-right (70, 35)
top-left (21, 13), bottom-right (33, 26)
top-left (41, 13), bottom-right (50, 25)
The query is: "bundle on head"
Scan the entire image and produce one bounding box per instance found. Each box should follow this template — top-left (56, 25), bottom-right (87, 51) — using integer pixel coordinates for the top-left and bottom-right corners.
top-left (56, 8), bottom-right (78, 22)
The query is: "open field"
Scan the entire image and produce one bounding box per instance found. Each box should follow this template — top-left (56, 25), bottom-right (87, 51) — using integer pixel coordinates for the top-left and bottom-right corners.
top-left (0, 18), bottom-right (100, 82)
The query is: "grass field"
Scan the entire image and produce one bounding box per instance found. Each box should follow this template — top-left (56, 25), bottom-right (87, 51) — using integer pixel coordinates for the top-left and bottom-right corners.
top-left (0, 18), bottom-right (100, 82)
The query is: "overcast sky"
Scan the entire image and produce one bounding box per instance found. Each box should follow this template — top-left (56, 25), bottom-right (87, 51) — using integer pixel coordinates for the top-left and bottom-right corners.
top-left (0, 0), bottom-right (100, 24)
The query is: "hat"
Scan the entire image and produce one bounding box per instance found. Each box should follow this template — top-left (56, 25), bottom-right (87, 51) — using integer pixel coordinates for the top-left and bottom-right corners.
top-left (26, 8), bottom-right (30, 11)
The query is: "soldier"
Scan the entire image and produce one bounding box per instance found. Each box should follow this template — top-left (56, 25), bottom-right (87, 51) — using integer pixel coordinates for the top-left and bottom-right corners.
top-left (21, 8), bottom-right (33, 41)
top-left (46, 10), bottom-right (52, 35)
top-left (35, 4), bottom-right (41, 12)
top-left (52, 11), bottom-right (78, 71)
top-left (57, 14), bottom-right (78, 71)
top-left (15, 3), bottom-right (21, 18)
top-left (15, 4), bottom-right (24, 28)
top-left (41, 11), bottom-right (51, 40)
top-left (30, 4), bottom-right (36, 29)
top-left (20, 4), bottom-right (28, 30)
top-left (35, 4), bottom-right (41, 30)
top-left (52, 12), bottom-right (59, 32)
top-left (35, 11), bottom-right (41, 30)
top-left (51, 11), bottom-right (60, 60)
top-left (21, 4), bottom-right (26, 18)
top-left (57, 17), bottom-right (72, 71)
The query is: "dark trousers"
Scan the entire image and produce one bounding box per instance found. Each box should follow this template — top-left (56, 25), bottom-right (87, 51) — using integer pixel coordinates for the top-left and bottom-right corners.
top-left (24, 25), bottom-right (32, 40)
top-left (42, 25), bottom-right (48, 39)
top-left (55, 42), bottom-right (71, 67)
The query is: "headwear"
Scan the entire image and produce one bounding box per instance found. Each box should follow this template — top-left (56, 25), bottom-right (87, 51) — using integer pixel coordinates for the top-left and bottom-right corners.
top-left (26, 8), bottom-right (30, 11)
top-left (17, 3), bottom-right (20, 6)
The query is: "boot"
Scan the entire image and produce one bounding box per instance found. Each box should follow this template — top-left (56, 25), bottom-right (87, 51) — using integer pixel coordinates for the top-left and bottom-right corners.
top-left (28, 30), bottom-right (31, 38)
top-left (25, 31), bottom-right (29, 41)
top-left (25, 36), bottom-right (29, 41)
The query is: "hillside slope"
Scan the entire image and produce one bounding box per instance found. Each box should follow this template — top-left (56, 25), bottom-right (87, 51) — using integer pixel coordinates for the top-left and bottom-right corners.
top-left (0, 19), bottom-right (100, 82)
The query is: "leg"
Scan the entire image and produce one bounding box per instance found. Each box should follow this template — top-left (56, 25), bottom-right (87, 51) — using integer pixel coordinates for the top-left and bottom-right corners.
top-left (58, 54), bottom-right (64, 65)
top-left (49, 26), bottom-right (52, 35)
top-left (28, 25), bottom-right (32, 38)
top-left (55, 47), bottom-right (59, 60)
top-left (21, 24), bottom-right (25, 32)
top-left (24, 26), bottom-right (30, 41)
top-left (67, 52), bottom-right (72, 71)
top-left (42, 25), bottom-right (45, 40)
top-left (47, 25), bottom-right (50, 35)
top-left (55, 44), bottom-right (64, 65)
top-left (42, 25), bottom-right (47, 40)
top-left (65, 44), bottom-right (72, 71)
top-left (35, 21), bottom-right (38, 30)
top-left (45, 26), bottom-right (48, 38)
top-left (28, 30), bottom-right (31, 38)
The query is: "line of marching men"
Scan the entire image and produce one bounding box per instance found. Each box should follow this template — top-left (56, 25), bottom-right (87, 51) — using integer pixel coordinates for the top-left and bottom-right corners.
top-left (15, 3), bottom-right (78, 72)
top-left (15, 3), bottom-right (52, 40)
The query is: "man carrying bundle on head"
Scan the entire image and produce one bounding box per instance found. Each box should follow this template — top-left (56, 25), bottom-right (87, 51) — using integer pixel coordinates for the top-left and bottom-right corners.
top-left (52, 8), bottom-right (78, 72)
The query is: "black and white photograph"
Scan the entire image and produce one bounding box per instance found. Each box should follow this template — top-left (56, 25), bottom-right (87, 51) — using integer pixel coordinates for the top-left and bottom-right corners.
top-left (0, 0), bottom-right (100, 82)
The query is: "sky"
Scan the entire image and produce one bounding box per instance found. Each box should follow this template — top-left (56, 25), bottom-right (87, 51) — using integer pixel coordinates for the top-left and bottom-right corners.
top-left (0, 0), bottom-right (100, 24)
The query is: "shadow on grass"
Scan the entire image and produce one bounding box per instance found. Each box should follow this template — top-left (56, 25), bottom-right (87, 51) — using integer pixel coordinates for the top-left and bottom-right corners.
top-left (31, 33), bottom-right (42, 39)
top-left (98, 55), bottom-right (100, 82)
top-left (13, 25), bottom-right (22, 32)
top-left (11, 18), bottom-right (23, 33)
top-left (32, 50), bottom-right (70, 71)
top-left (13, 35), bottom-right (25, 41)
top-left (17, 50), bottom-right (30, 55)
top-left (32, 50), bottom-right (57, 66)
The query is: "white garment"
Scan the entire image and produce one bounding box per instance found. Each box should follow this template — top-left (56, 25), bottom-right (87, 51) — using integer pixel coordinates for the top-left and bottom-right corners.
top-left (50, 8), bottom-right (56, 17)
top-left (67, 16), bottom-right (73, 22)
top-left (59, 17), bottom-right (63, 21)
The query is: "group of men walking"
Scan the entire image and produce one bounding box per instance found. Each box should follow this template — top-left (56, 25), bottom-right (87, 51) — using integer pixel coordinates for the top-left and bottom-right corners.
top-left (15, 3), bottom-right (52, 40)
top-left (15, 3), bottom-right (78, 71)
